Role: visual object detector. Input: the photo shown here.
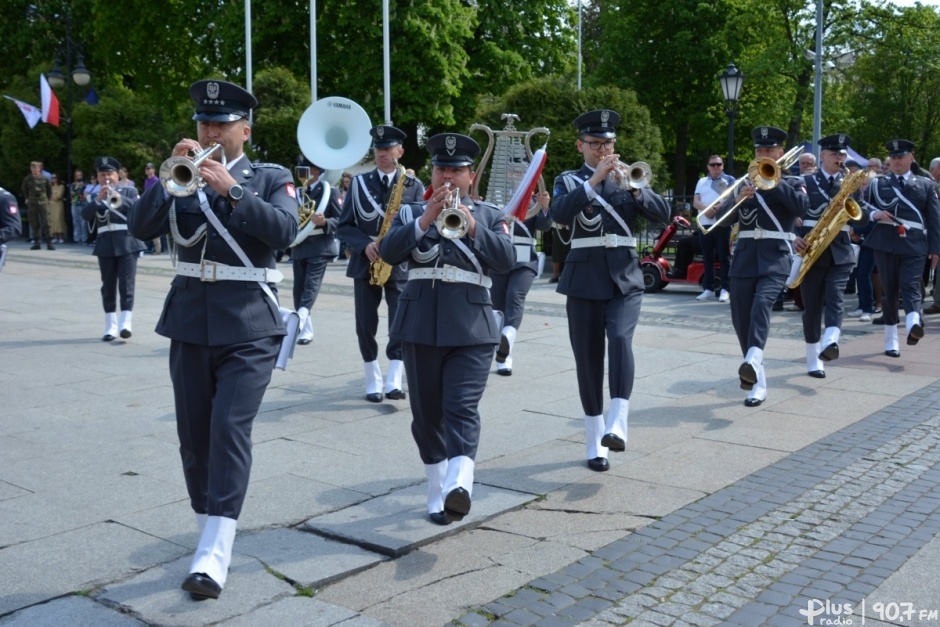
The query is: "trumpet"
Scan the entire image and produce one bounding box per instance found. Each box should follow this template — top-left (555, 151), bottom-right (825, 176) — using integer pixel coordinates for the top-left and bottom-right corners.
top-left (608, 160), bottom-right (653, 191)
top-left (436, 184), bottom-right (469, 239)
top-left (104, 184), bottom-right (123, 209)
top-left (701, 145), bottom-right (804, 235)
top-left (160, 143), bottom-right (224, 197)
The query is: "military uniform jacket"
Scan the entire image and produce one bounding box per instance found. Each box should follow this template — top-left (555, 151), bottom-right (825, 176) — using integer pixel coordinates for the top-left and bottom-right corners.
top-left (496, 208), bottom-right (553, 274)
top-left (21, 174), bottom-right (50, 207)
top-left (0, 188), bottom-right (21, 244)
top-left (81, 187), bottom-right (146, 258)
top-left (799, 170), bottom-right (869, 267)
top-left (728, 176), bottom-right (808, 278)
top-left (128, 155), bottom-right (299, 346)
top-left (863, 174), bottom-right (940, 257)
top-left (378, 196), bottom-right (515, 346)
top-left (337, 168), bottom-right (426, 281)
top-left (550, 165), bottom-right (671, 299)
top-left (291, 181), bottom-right (341, 261)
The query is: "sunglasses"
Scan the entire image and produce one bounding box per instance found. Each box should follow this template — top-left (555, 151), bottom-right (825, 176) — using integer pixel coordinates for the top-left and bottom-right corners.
top-left (708, 163), bottom-right (723, 167)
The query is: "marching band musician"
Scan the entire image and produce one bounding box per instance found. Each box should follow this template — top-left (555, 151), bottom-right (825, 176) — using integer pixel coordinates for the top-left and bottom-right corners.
top-left (337, 124), bottom-right (425, 403)
top-left (491, 190), bottom-right (552, 375)
top-left (81, 156), bottom-right (145, 341)
top-left (292, 163), bottom-right (342, 345)
top-left (863, 139), bottom-right (940, 357)
top-left (550, 109), bottom-right (671, 472)
top-left (378, 133), bottom-right (514, 525)
top-left (795, 134), bottom-right (868, 379)
top-left (128, 79), bottom-right (298, 601)
top-left (728, 126), bottom-right (808, 407)
top-left (0, 185), bottom-right (22, 270)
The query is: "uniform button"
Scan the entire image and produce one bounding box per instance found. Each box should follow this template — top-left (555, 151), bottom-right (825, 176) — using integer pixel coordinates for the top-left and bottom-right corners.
top-left (210, 232), bottom-right (218, 238)
top-left (241, 222), bottom-right (248, 228)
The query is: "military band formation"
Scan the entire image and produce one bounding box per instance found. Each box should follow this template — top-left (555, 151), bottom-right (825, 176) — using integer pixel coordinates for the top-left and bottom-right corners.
top-left (6, 75), bottom-right (939, 600)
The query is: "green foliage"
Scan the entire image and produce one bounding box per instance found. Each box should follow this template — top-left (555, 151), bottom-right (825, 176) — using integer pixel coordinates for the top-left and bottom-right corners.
top-left (251, 67), bottom-right (309, 169)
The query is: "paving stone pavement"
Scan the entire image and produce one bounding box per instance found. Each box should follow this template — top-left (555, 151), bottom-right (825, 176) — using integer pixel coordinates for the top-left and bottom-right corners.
top-left (2, 240), bottom-right (940, 627)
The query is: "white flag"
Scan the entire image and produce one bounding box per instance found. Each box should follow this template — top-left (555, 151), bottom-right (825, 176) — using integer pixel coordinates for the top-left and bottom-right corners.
top-left (4, 95), bottom-right (42, 129)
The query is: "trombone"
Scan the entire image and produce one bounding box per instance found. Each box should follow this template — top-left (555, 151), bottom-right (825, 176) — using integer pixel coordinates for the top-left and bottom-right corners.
top-left (700, 145), bottom-right (804, 235)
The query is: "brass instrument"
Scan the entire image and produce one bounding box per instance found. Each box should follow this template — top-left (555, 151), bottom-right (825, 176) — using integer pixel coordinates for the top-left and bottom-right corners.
top-left (104, 184), bottom-right (123, 209)
top-left (289, 177), bottom-right (332, 248)
top-left (786, 169), bottom-right (872, 289)
top-left (702, 145), bottom-right (804, 235)
top-left (160, 143), bottom-right (224, 197)
top-left (436, 184), bottom-right (470, 239)
top-left (608, 161), bottom-right (652, 191)
top-left (368, 165), bottom-right (408, 286)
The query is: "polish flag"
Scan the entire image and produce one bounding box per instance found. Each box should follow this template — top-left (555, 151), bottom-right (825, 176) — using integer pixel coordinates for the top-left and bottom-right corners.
top-left (40, 74), bottom-right (60, 127)
top-left (3, 96), bottom-right (42, 129)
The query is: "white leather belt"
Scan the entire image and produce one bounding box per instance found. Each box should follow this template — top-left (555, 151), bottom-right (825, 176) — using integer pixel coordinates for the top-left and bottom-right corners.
top-left (802, 220), bottom-right (850, 232)
top-left (570, 234), bottom-right (637, 249)
top-left (408, 265), bottom-right (492, 288)
top-left (512, 236), bottom-right (536, 246)
top-left (176, 261), bottom-right (284, 283)
top-left (894, 218), bottom-right (924, 230)
top-left (736, 229), bottom-right (796, 241)
top-left (97, 224), bottom-right (128, 233)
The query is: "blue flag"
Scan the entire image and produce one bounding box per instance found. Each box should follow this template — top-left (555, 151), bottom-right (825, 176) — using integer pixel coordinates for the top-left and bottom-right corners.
top-left (85, 89), bottom-right (99, 105)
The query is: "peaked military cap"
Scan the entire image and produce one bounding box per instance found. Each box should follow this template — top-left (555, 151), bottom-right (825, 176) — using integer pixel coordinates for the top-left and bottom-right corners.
top-left (426, 133), bottom-right (481, 167)
top-left (189, 79), bottom-right (257, 122)
top-left (818, 133), bottom-right (852, 153)
top-left (94, 156), bottom-right (121, 172)
top-left (371, 125), bottom-right (407, 148)
top-left (751, 126), bottom-right (787, 147)
top-left (886, 139), bottom-right (915, 157)
top-left (573, 109), bottom-right (620, 139)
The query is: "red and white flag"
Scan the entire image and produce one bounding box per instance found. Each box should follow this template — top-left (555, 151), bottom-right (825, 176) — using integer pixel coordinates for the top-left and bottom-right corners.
top-left (3, 95), bottom-right (42, 129)
top-left (40, 74), bottom-right (60, 127)
top-left (503, 146), bottom-right (548, 222)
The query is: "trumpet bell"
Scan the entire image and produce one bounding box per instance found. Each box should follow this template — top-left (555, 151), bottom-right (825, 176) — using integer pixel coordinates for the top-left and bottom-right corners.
top-left (437, 208), bottom-right (469, 239)
top-left (297, 97), bottom-right (372, 172)
top-left (160, 157), bottom-right (200, 197)
top-left (748, 157), bottom-right (781, 190)
top-left (626, 161), bottom-right (652, 189)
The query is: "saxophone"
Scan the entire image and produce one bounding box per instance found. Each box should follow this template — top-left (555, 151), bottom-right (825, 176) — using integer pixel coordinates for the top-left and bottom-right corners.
top-left (369, 165), bottom-right (408, 286)
top-left (786, 168), bottom-right (873, 289)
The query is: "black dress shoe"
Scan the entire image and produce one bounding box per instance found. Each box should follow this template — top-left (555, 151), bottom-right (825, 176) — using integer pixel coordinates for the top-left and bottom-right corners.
top-left (548, 277), bottom-right (559, 284)
top-left (495, 368), bottom-right (512, 376)
top-left (744, 397), bottom-right (764, 407)
top-left (601, 433), bottom-right (625, 451)
top-left (772, 302), bottom-right (784, 312)
top-left (872, 315), bottom-right (885, 325)
top-left (819, 343), bottom-right (839, 362)
top-left (443, 487), bottom-right (471, 522)
top-left (182, 572), bottom-right (221, 600)
top-left (102, 334), bottom-right (115, 342)
top-left (46, 243), bottom-right (55, 250)
top-left (885, 349), bottom-right (900, 358)
top-left (365, 393), bottom-right (382, 403)
top-left (907, 324), bottom-right (924, 345)
top-left (30, 243), bottom-right (40, 250)
top-left (808, 370), bottom-right (826, 379)
top-left (120, 329), bottom-right (132, 339)
top-left (429, 511), bottom-right (452, 526)
top-left (385, 389), bottom-right (406, 400)
top-left (587, 457), bottom-right (610, 472)
top-left (297, 338), bottom-right (312, 345)
top-left (738, 362), bottom-right (757, 390)
top-left (495, 335), bottom-right (510, 363)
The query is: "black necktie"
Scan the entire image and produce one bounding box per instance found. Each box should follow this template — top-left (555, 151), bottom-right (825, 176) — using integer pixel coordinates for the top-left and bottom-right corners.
top-left (898, 175), bottom-right (905, 191)
top-left (380, 175), bottom-right (390, 194)
top-left (827, 176), bottom-right (834, 191)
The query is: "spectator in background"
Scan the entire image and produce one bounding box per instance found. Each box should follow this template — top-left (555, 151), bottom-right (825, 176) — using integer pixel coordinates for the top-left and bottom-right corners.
top-left (21, 160), bottom-right (54, 250)
top-left (692, 154), bottom-right (735, 302)
top-left (48, 173), bottom-right (67, 244)
top-left (799, 153), bottom-right (817, 175)
top-left (116, 166), bottom-right (135, 190)
top-left (867, 158), bottom-right (883, 174)
top-left (845, 159), bottom-right (862, 174)
top-left (142, 163), bottom-right (167, 254)
top-left (70, 169), bottom-right (88, 245)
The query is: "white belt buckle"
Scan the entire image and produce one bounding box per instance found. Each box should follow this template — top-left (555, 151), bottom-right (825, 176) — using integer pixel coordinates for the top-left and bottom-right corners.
top-left (604, 235), bottom-right (617, 248)
top-left (199, 260), bottom-right (218, 282)
top-left (753, 228), bottom-right (765, 240)
top-left (442, 266), bottom-right (459, 283)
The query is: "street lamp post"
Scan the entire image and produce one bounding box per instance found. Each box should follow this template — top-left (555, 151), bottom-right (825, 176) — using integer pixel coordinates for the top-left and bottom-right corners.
top-left (718, 63), bottom-right (745, 177)
top-left (46, 10), bottom-right (91, 183)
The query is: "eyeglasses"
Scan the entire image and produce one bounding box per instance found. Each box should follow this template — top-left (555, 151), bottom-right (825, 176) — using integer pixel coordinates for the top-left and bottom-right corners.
top-left (708, 163), bottom-right (723, 167)
top-left (583, 140), bottom-right (615, 150)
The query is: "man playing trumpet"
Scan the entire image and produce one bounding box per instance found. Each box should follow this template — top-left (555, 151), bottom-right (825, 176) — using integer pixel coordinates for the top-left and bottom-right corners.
top-left (82, 156), bottom-right (145, 341)
top-left (129, 79), bottom-right (298, 601)
top-left (551, 109), bottom-right (670, 471)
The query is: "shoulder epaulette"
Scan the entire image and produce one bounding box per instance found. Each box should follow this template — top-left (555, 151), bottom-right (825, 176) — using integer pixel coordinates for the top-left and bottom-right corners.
top-left (250, 162), bottom-right (289, 171)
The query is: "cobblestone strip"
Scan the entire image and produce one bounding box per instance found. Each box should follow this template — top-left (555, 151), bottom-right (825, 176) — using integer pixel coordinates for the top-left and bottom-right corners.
top-left (457, 384), bottom-right (940, 627)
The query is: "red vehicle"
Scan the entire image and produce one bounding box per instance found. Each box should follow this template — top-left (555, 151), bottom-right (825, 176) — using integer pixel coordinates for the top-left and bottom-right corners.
top-left (640, 215), bottom-right (721, 293)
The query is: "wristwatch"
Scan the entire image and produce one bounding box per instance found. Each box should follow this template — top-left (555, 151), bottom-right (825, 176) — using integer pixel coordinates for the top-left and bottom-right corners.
top-left (228, 184), bottom-right (245, 202)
